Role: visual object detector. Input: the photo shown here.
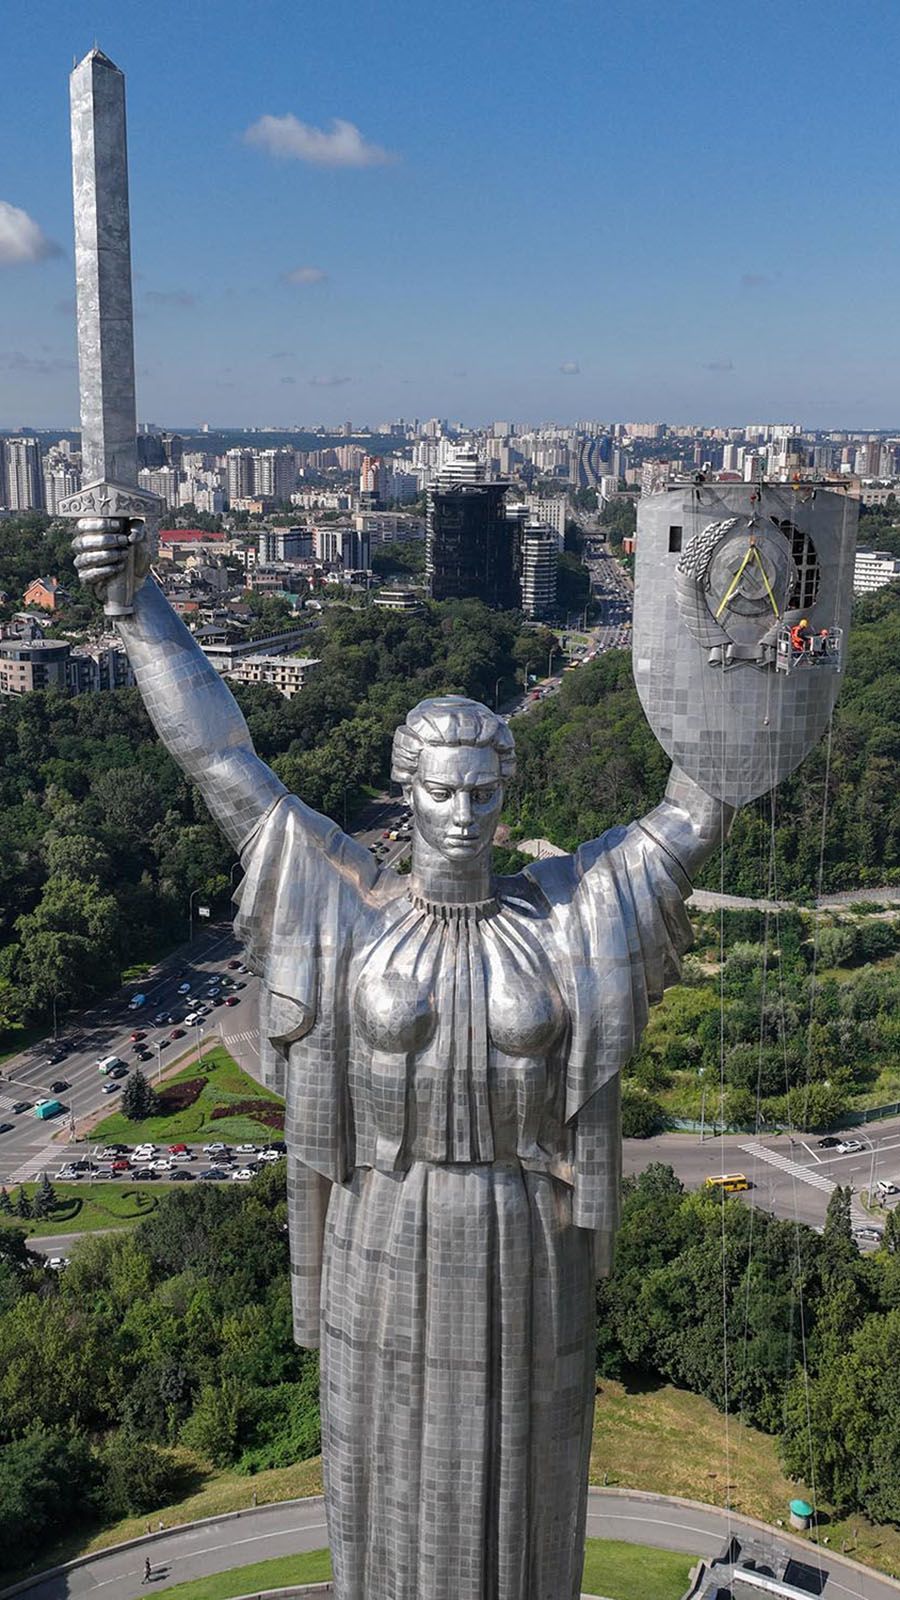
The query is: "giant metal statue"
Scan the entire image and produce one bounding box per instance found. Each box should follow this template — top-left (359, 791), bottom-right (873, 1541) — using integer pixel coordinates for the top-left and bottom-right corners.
top-left (63, 47), bottom-right (857, 1600)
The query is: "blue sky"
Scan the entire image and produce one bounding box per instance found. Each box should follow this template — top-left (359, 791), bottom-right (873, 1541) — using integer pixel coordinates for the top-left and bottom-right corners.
top-left (1, 0), bottom-right (898, 431)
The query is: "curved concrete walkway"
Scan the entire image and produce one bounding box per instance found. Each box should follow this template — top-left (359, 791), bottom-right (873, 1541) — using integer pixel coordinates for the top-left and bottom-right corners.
top-left (3, 1488), bottom-right (898, 1600)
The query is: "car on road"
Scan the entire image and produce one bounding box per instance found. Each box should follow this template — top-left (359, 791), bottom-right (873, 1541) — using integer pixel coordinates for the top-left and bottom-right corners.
top-left (178, 982), bottom-right (191, 994)
top-left (0, 1122), bottom-right (13, 1135)
top-left (225, 996), bottom-right (240, 1007)
top-left (111, 1159), bottom-right (131, 1173)
top-left (235, 1143), bottom-right (257, 1154)
top-left (102, 1082), bottom-right (120, 1094)
top-left (170, 1169), bottom-right (195, 1181)
top-left (98, 1145), bottom-right (125, 1160)
top-left (259, 1148), bottom-right (281, 1162)
top-left (11, 1101), bottom-right (31, 1114)
top-left (135, 1048), bottom-right (153, 1062)
top-left (168, 1143), bottom-right (189, 1154)
top-left (201, 1166), bottom-right (228, 1180)
top-left (154, 1012), bottom-right (169, 1025)
top-left (835, 1140), bottom-right (866, 1155)
top-left (128, 993), bottom-right (147, 1010)
top-left (151, 1158), bottom-right (174, 1171)
top-left (817, 1136), bottom-right (843, 1148)
top-left (877, 1179), bottom-right (899, 1197)
top-left (854, 1226), bottom-right (883, 1242)
top-left (231, 1168), bottom-right (254, 1181)
top-left (132, 1169), bottom-right (155, 1181)
top-left (130, 1030), bottom-right (147, 1042)
top-left (55, 1166), bottom-right (78, 1180)
top-left (170, 1027), bottom-right (186, 1039)
top-left (108, 1064), bottom-right (130, 1078)
top-left (203, 1141), bottom-right (230, 1155)
top-left (97, 1054), bottom-right (125, 1075)
top-left (266, 1141), bottom-right (287, 1154)
top-left (49, 1079), bottom-right (70, 1093)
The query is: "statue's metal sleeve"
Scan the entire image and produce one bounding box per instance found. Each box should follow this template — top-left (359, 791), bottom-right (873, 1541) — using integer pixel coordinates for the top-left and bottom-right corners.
top-left (101, 574), bottom-right (746, 1599)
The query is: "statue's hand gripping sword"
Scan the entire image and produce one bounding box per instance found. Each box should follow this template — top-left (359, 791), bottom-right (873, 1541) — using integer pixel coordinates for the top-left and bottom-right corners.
top-left (59, 49), bottom-right (159, 617)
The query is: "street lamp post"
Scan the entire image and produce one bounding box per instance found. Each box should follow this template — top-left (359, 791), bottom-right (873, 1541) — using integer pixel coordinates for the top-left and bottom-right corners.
top-left (188, 888), bottom-right (202, 942)
top-left (494, 676), bottom-right (504, 710)
top-left (547, 646), bottom-right (557, 678)
top-left (155, 1039), bottom-right (162, 1086)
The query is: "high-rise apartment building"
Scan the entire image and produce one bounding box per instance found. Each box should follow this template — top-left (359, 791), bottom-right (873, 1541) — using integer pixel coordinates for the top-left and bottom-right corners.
top-left (518, 524), bottom-right (557, 619)
top-left (5, 437), bottom-right (44, 510)
top-left (524, 493), bottom-right (566, 550)
top-left (226, 448), bottom-right (255, 503)
top-left (256, 449), bottom-right (296, 503)
top-left (44, 460), bottom-right (82, 514)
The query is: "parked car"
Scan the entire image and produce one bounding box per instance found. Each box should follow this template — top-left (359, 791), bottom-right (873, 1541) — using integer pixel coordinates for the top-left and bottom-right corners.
top-left (178, 982), bottom-right (191, 994)
top-left (225, 996), bottom-right (240, 1007)
top-left (853, 1226), bottom-right (883, 1242)
top-left (227, 959), bottom-right (241, 969)
top-left (817, 1136), bottom-right (842, 1149)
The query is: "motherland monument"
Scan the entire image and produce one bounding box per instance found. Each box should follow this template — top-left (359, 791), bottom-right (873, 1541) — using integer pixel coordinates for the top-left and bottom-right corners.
top-left (64, 47), bottom-right (857, 1600)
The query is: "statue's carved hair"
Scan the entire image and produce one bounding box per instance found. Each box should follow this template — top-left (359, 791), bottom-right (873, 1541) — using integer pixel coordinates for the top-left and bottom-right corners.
top-left (391, 696), bottom-right (516, 786)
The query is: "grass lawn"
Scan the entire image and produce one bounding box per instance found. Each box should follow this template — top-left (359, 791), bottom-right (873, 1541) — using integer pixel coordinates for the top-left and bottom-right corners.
top-left (138, 1541), bottom-right (692, 1600)
top-left (582, 1539), bottom-right (694, 1600)
top-left (1, 1181), bottom-right (179, 1237)
top-left (91, 1045), bottom-right (284, 1145)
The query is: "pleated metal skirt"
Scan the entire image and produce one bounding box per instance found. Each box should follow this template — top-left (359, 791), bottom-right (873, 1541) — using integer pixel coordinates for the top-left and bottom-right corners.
top-left (320, 1161), bottom-right (596, 1600)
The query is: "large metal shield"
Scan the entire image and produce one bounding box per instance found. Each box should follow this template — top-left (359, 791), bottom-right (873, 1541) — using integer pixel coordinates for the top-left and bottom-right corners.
top-left (631, 483), bottom-right (857, 806)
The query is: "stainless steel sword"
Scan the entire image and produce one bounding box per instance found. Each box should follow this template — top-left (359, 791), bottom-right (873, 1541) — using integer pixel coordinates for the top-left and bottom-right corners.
top-left (59, 48), bottom-right (159, 617)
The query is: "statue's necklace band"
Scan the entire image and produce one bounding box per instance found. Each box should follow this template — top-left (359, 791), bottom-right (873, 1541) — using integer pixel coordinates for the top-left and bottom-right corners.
top-left (407, 891), bottom-right (500, 924)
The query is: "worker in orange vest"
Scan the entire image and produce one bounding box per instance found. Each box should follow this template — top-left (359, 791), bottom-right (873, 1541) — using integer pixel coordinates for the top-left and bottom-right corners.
top-left (789, 617), bottom-right (812, 653)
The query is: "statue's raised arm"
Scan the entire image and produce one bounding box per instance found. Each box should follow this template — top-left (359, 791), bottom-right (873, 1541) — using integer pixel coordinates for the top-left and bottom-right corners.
top-left (73, 519), bottom-right (286, 849)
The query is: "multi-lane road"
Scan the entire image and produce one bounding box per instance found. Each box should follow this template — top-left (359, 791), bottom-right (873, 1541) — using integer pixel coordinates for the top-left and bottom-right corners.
top-left (8, 1489), bottom-right (899, 1600)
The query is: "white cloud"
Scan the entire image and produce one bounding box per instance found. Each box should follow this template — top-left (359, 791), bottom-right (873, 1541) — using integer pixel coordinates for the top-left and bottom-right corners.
top-left (284, 266), bottom-right (327, 286)
top-left (244, 113), bottom-right (395, 168)
top-left (0, 201), bottom-right (61, 265)
top-left (559, 360), bottom-right (580, 375)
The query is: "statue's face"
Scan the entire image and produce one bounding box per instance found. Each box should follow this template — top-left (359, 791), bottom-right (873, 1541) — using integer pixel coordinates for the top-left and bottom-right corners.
top-left (410, 744), bottom-right (503, 864)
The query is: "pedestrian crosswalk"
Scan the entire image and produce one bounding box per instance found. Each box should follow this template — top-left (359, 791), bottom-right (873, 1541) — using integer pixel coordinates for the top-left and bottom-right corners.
top-left (738, 1142), bottom-right (837, 1194)
top-left (224, 1030), bottom-right (257, 1047)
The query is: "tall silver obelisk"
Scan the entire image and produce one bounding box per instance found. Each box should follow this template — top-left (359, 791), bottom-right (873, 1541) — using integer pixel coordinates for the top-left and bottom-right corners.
top-left (59, 48), bottom-right (159, 617)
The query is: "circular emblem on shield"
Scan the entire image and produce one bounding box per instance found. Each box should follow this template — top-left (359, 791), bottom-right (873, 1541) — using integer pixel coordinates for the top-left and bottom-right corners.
top-left (674, 515), bottom-right (800, 661)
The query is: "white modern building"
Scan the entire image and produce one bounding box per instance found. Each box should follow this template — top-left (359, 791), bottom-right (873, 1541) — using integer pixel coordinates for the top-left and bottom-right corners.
top-left (226, 653), bottom-right (320, 700)
top-left (853, 547), bottom-right (900, 593)
top-left (524, 494), bottom-right (566, 550)
top-left (4, 437), bottom-right (44, 510)
top-left (520, 523), bottom-right (558, 620)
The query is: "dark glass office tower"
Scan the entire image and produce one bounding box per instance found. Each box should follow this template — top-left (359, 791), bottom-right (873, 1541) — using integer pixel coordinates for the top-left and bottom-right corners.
top-left (426, 480), bottom-right (518, 607)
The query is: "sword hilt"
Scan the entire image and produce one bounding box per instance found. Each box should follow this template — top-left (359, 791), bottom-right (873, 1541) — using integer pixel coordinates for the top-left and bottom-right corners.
top-left (74, 515), bottom-right (136, 619)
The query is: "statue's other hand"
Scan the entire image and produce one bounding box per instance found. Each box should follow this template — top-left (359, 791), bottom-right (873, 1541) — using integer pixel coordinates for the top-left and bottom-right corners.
top-left (72, 518), bottom-right (151, 601)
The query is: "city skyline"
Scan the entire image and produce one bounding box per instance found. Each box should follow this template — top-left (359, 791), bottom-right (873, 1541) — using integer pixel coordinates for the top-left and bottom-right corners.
top-left (2, 0), bottom-right (900, 428)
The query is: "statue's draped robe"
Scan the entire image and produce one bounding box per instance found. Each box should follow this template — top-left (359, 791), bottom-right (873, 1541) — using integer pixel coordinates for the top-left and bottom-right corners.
top-left (235, 796), bottom-right (692, 1600)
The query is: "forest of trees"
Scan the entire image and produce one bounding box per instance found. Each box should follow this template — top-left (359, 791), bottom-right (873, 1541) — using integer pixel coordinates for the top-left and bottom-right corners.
top-left (3, 1164), bottom-right (900, 1570)
top-left (624, 908), bottom-right (900, 1130)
